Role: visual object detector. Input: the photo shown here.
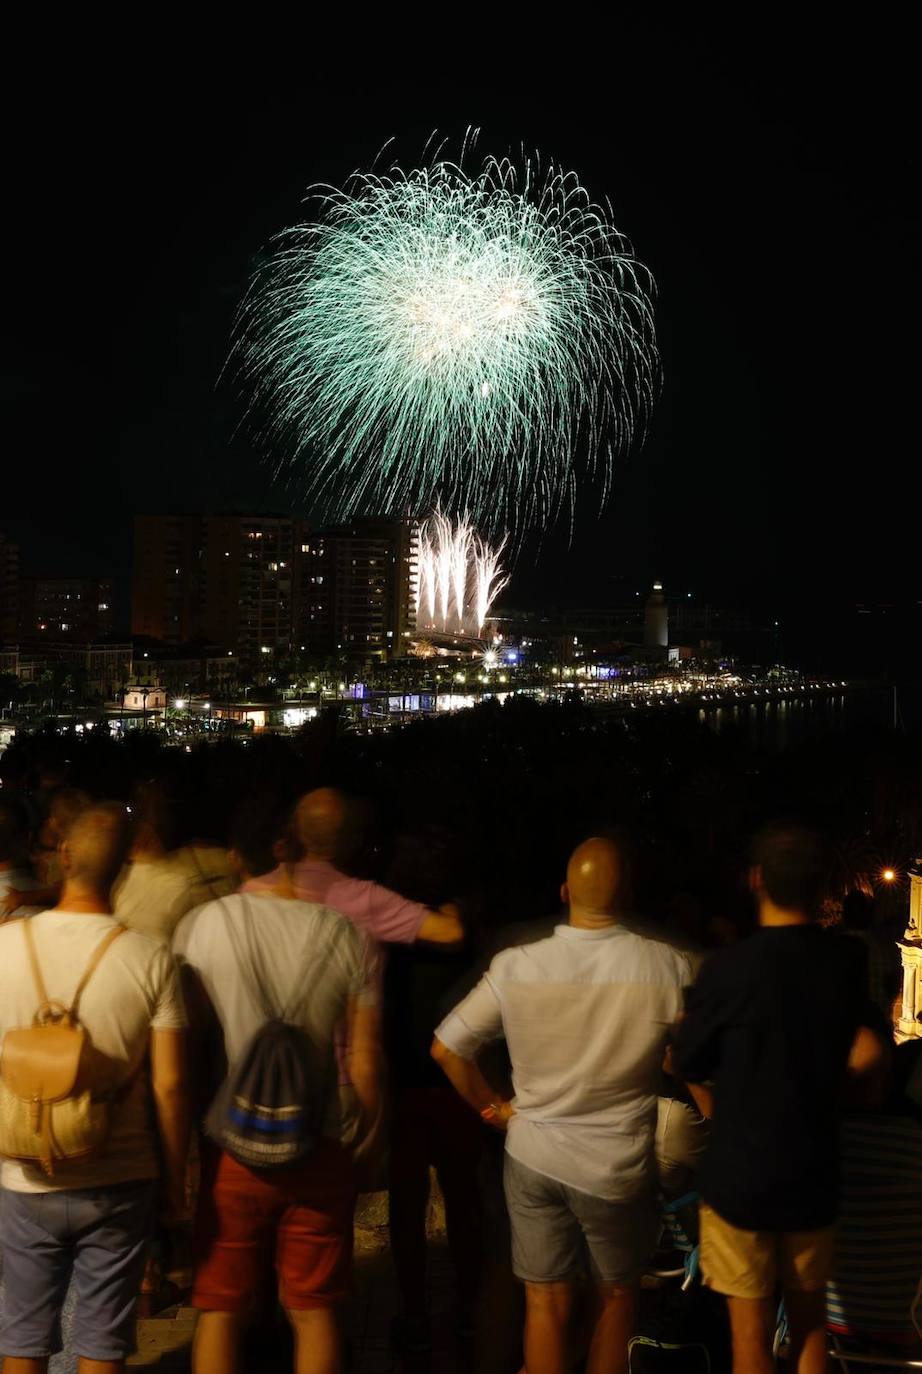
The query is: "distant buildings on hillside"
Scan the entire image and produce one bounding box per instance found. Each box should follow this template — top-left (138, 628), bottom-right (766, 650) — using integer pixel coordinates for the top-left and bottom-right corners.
top-left (131, 513), bottom-right (416, 662)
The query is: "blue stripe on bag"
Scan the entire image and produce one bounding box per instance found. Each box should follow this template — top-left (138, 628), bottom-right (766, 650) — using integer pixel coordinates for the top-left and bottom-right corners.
top-left (228, 1105), bottom-right (305, 1135)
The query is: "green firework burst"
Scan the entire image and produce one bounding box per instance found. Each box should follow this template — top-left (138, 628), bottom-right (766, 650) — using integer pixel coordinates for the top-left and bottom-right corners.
top-left (238, 146), bottom-right (659, 534)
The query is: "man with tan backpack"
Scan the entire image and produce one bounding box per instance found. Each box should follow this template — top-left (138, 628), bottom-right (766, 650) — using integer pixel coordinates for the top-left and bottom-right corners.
top-left (0, 802), bottom-right (189, 1374)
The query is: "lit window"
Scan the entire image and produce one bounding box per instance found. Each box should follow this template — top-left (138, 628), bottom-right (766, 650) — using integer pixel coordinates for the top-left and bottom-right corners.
top-left (301, 544), bottom-right (310, 553)
top-left (98, 602), bottom-right (109, 611)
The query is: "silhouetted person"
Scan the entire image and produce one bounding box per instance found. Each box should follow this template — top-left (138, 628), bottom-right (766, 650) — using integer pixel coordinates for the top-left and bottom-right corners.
top-left (245, 787), bottom-right (464, 947)
top-left (433, 836), bottom-right (690, 1374)
top-left (0, 803), bottom-right (189, 1374)
top-left (675, 822), bottom-right (885, 1374)
top-left (173, 797), bottom-right (382, 1374)
top-left (0, 795), bottom-right (42, 920)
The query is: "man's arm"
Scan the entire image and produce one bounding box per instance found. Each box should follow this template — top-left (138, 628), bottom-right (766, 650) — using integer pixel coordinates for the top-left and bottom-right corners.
top-left (672, 964), bottom-right (726, 1086)
top-left (176, 962), bottom-right (223, 1115)
top-left (845, 1023), bottom-right (889, 1110)
top-left (150, 1027), bottom-right (191, 1223)
top-left (664, 1038), bottom-right (715, 1119)
top-left (417, 901), bottom-right (464, 947)
top-left (348, 997), bottom-right (382, 1132)
top-left (1, 884), bottom-right (57, 918)
top-left (431, 1037), bottom-right (514, 1128)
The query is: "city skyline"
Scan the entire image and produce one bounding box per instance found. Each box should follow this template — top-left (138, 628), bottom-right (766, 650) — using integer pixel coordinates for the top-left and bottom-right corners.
top-left (1, 20), bottom-right (917, 645)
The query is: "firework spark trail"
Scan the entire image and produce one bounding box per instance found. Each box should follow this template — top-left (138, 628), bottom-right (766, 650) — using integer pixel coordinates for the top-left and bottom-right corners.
top-left (434, 510), bottom-right (453, 626)
top-left (415, 512), bottom-right (507, 636)
top-left (472, 536), bottom-right (510, 635)
top-left (449, 516), bottom-right (472, 624)
top-left (239, 143), bottom-right (659, 536)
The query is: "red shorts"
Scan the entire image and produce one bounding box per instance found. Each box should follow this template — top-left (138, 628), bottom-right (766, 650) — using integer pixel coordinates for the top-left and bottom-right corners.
top-left (192, 1140), bottom-right (356, 1312)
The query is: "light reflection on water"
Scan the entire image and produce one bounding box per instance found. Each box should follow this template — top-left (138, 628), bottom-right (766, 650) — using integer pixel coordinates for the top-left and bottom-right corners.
top-left (698, 688), bottom-right (907, 749)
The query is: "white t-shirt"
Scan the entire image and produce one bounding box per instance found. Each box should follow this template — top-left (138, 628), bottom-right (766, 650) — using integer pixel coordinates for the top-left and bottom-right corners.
top-left (436, 923), bottom-right (691, 1201)
top-left (172, 892), bottom-right (377, 1139)
top-left (0, 910), bottom-right (187, 1193)
top-left (113, 845), bottom-right (235, 943)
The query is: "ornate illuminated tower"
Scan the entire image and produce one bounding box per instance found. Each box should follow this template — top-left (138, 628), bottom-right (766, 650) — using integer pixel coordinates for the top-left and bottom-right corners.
top-left (897, 863), bottom-right (922, 1039)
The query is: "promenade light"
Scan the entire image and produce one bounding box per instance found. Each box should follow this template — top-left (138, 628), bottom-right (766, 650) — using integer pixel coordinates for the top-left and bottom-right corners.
top-left (882, 868), bottom-right (897, 884)
top-left (174, 699), bottom-right (187, 710)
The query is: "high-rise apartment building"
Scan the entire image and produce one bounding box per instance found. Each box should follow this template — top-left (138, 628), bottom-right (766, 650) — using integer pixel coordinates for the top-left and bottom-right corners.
top-left (300, 517), bottom-right (417, 661)
top-left (0, 534), bottom-right (19, 643)
top-left (132, 514), bottom-right (310, 659)
top-left (19, 578), bottom-right (115, 642)
top-left (204, 514), bottom-right (307, 660)
top-left (132, 515), bottom-right (206, 644)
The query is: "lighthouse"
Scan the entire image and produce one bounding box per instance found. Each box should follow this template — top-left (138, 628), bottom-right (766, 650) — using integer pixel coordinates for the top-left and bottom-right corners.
top-left (644, 580), bottom-right (668, 651)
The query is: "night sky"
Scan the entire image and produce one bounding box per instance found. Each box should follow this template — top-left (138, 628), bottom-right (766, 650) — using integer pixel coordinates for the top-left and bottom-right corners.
top-left (3, 19), bottom-right (917, 642)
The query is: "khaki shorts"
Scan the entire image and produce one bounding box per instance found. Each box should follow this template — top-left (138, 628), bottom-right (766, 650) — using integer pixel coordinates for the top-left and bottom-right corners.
top-left (699, 1203), bottom-right (835, 1300)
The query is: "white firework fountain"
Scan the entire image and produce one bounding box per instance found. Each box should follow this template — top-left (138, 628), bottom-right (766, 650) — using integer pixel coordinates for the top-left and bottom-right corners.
top-left (414, 511), bottom-right (509, 640)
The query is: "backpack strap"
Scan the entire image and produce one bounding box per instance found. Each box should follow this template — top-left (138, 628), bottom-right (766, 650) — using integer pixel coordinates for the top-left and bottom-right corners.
top-left (22, 920), bottom-right (125, 1023)
top-left (222, 896), bottom-right (279, 1023)
top-left (22, 919), bottom-right (51, 1009)
top-left (70, 926), bottom-right (127, 1018)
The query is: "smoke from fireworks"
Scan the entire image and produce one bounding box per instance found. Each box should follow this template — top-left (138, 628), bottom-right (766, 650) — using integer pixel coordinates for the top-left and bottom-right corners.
top-left (415, 512), bottom-right (509, 636)
top-left (239, 138), bottom-right (659, 535)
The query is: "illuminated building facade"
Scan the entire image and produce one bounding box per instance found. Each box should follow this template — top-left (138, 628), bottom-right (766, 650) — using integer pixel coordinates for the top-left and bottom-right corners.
top-left (300, 517), bottom-right (417, 662)
top-left (898, 863), bottom-right (922, 1039)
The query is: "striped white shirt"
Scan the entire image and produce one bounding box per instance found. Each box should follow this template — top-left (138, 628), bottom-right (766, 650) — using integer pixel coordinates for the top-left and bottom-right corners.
top-left (827, 1114), bottom-right (922, 1340)
top-left (436, 923), bottom-right (690, 1201)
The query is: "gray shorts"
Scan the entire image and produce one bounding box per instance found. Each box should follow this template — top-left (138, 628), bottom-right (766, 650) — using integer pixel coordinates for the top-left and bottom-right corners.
top-left (0, 1181), bottom-right (154, 1361)
top-left (503, 1152), bottom-right (658, 1285)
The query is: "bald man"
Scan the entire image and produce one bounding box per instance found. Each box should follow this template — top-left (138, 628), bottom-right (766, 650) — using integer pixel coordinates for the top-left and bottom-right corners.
top-left (0, 803), bottom-right (189, 1374)
top-left (245, 787), bottom-right (464, 948)
top-left (432, 837), bottom-right (690, 1374)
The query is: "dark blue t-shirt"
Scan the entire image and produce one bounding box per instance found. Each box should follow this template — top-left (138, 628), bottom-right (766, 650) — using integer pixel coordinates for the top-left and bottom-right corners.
top-left (675, 925), bottom-right (866, 1230)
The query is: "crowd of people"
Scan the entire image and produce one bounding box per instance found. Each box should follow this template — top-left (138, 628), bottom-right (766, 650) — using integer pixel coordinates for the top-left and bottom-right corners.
top-left (0, 706), bottom-right (919, 1374)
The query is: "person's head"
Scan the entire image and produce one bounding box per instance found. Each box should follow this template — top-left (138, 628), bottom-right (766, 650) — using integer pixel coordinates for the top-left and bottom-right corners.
top-left (293, 787), bottom-right (348, 862)
top-left (45, 787), bottom-right (91, 848)
top-left (562, 836), bottom-right (629, 927)
top-left (749, 821), bottom-right (830, 922)
top-left (130, 780), bottom-right (177, 858)
top-left (60, 802), bottom-right (133, 899)
top-left (842, 889), bottom-right (874, 932)
top-left (0, 796), bottom-right (30, 870)
top-left (228, 795), bottom-right (289, 882)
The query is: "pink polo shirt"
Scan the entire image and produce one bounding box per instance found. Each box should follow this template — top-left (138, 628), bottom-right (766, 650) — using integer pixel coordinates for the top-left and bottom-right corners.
top-left (243, 859), bottom-right (428, 945)
top-left (243, 860), bottom-right (428, 1089)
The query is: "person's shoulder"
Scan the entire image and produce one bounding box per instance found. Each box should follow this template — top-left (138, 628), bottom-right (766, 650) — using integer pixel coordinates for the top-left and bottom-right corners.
top-left (0, 916), bottom-right (27, 957)
top-left (624, 925), bottom-right (694, 976)
top-left (247, 893), bottom-right (359, 946)
top-left (684, 937), bottom-right (752, 989)
top-left (487, 932), bottom-right (558, 979)
top-left (174, 892), bottom-right (236, 931)
top-left (822, 926), bottom-right (867, 965)
top-left (311, 901), bottom-right (363, 947)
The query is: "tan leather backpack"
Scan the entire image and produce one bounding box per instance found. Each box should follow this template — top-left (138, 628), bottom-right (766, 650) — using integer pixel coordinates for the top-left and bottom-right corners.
top-left (0, 921), bottom-right (126, 1175)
